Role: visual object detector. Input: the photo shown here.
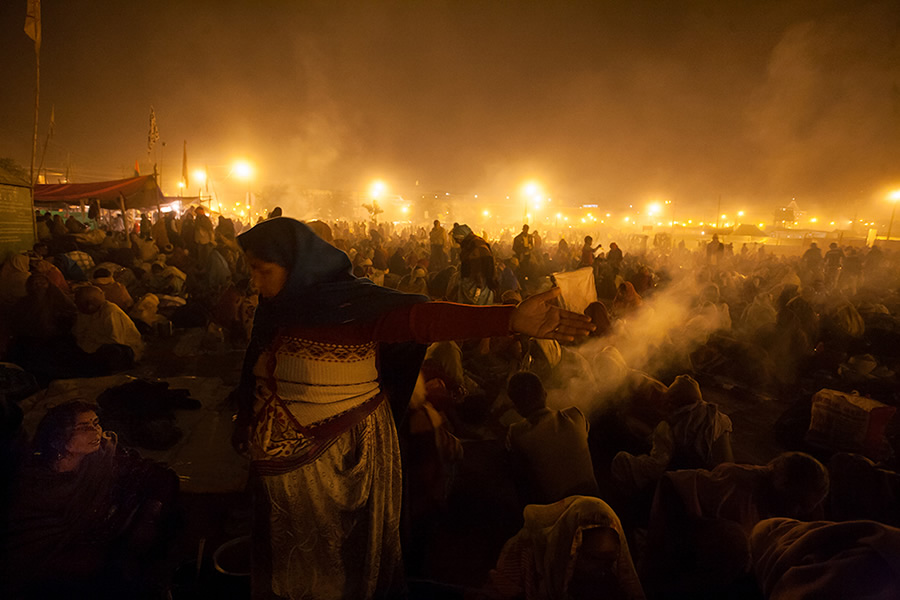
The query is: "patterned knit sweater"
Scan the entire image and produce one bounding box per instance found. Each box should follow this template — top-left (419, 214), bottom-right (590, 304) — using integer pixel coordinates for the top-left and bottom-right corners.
top-left (252, 302), bottom-right (516, 428)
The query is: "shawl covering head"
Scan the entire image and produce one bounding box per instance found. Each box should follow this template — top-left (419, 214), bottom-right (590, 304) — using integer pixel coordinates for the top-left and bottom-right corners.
top-left (496, 496), bottom-right (645, 599)
top-left (236, 218), bottom-right (429, 408)
top-left (238, 217), bottom-right (428, 339)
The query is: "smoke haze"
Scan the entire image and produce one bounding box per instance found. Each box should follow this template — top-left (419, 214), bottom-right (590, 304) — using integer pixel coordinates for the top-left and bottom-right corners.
top-left (1, 1), bottom-right (898, 213)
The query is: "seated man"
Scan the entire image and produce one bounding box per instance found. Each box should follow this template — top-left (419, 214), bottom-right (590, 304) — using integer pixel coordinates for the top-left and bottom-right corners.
top-left (612, 374), bottom-right (733, 493)
top-left (506, 371), bottom-right (599, 505)
top-left (73, 285), bottom-right (144, 373)
top-left (91, 267), bottom-right (134, 311)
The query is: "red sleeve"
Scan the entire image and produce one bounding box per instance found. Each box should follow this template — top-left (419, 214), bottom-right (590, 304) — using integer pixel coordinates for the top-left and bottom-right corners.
top-left (372, 302), bottom-right (515, 344)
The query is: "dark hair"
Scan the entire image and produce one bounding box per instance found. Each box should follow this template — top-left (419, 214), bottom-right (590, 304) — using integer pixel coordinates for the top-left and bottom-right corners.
top-left (32, 400), bottom-right (100, 464)
top-left (25, 273), bottom-right (51, 294)
top-left (767, 451), bottom-right (829, 516)
top-left (93, 267), bottom-right (111, 278)
top-left (507, 371), bottom-right (546, 416)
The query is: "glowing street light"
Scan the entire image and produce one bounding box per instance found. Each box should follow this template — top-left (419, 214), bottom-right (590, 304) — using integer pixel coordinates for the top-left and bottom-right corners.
top-left (233, 160), bottom-right (254, 217)
top-left (521, 181), bottom-right (544, 223)
top-left (370, 180), bottom-right (387, 199)
top-left (233, 160), bottom-right (253, 179)
top-left (888, 190), bottom-right (900, 241)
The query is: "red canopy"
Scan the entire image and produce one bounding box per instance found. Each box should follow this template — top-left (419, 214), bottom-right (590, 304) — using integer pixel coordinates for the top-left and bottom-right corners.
top-left (33, 175), bottom-right (167, 210)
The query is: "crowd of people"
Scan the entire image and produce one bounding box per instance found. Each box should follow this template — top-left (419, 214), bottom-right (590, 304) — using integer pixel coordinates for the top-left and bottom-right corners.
top-left (1, 204), bottom-right (900, 599)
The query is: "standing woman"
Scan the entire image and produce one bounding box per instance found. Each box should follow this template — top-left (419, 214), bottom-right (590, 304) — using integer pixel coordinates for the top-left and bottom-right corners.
top-left (233, 218), bottom-right (593, 599)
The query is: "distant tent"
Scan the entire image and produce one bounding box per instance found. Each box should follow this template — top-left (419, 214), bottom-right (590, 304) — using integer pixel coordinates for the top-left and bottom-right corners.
top-left (706, 227), bottom-right (734, 237)
top-left (732, 223), bottom-right (767, 238)
top-left (33, 175), bottom-right (166, 210)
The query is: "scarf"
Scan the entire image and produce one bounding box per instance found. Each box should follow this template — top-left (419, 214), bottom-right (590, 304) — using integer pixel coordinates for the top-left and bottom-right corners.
top-left (235, 218), bottom-right (428, 413)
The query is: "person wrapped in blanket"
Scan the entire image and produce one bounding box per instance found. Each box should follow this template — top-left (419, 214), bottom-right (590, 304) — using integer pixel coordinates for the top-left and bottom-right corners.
top-left (1, 400), bottom-right (179, 599)
top-left (751, 517), bottom-right (900, 600)
top-left (642, 452), bottom-right (829, 599)
top-left (486, 495), bottom-right (645, 600)
top-left (231, 217), bottom-right (595, 600)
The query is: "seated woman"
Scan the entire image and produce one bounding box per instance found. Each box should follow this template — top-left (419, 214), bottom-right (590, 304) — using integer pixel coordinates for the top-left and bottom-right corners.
top-left (0, 252), bottom-right (31, 311)
top-left (486, 495), bottom-right (645, 599)
top-left (1, 400), bottom-right (178, 599)
top-left (610, 281), bottom-right (642, 319)
top-left (7, 274), bottom-right (78, 383)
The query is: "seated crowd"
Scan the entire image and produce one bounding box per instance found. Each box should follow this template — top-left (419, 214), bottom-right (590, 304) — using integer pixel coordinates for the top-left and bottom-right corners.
top-left (2, 206), bottom-right (900, 599)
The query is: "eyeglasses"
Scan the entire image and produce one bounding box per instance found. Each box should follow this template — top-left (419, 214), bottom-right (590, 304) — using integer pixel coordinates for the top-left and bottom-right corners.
top-left (72, 418), bottom-right (102, 433)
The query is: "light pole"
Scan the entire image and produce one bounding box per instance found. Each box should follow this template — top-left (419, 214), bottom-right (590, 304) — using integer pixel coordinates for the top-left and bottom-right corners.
top-left (193, 169), bottom-right (208, 205)
top-left (522, 181), bottom-right (542, 225)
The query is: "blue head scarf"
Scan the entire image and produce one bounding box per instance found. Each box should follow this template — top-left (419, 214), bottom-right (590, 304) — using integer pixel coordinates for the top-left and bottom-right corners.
top-left (238, 217), bottom-right (427, 337)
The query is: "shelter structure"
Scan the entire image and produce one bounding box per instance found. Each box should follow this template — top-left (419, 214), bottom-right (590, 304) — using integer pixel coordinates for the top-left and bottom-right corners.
top-left (33, 175), bottom-right (166, 211)
top-left (0, 162), bottom-right (35, 263)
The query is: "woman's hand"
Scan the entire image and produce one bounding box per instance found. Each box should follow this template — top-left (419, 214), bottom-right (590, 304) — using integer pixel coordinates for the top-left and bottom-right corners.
top-left (509, 287), bottom-right (595, 341)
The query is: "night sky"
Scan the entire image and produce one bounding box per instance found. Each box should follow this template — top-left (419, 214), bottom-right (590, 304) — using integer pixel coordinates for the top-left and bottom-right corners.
top-left (2, 1), bottom-right (899, 220)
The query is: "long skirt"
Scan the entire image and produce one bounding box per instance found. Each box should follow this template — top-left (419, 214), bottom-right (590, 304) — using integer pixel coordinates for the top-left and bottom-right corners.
top-left (251, 401), bottom-right (404, 599)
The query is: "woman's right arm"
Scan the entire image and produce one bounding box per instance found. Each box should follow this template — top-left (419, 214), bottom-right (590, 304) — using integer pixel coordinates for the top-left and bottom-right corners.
top-left (373, 288), bottom-right (594, 344)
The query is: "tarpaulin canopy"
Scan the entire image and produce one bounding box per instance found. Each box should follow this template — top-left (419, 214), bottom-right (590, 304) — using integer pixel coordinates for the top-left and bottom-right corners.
top-left (33, 175), bottom-right (167, 210)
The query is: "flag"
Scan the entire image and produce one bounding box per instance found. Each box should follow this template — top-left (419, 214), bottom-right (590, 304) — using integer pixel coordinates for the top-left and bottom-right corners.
top-left (134, 159), bottom-right (141, 176)
top-left (148, 106), bottom-right (159, 154)
top-left (24, 0), bottom-right (41, 50)
top-left (182, 140), bottom-right (189, 188)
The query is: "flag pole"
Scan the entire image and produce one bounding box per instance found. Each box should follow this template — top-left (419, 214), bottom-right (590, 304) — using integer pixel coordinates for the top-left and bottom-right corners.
top-left (28, 6), bottom-right (41, 187)
top-left (37, 105), bottom-right (54, 182)
top-left (30, 51), bottom-right (39, 186)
